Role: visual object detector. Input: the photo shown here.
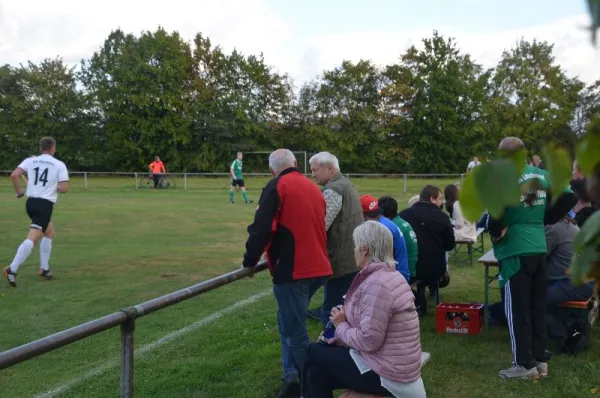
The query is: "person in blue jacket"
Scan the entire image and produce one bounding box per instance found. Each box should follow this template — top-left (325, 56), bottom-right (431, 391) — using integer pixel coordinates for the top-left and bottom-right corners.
top-left (360, 194), bottom-right (410, 282)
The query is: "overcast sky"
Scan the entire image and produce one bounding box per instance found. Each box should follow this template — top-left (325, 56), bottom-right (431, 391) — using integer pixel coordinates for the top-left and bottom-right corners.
top-left (1, 0), bottom-right (599, 87)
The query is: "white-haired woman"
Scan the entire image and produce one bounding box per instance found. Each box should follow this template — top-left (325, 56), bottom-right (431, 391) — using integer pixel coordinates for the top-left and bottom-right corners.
top-left (303, 221), bottom-right (425, 398)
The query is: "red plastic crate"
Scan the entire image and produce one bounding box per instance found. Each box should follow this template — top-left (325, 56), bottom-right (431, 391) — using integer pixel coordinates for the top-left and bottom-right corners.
top-left (435, 302), bottom-right (484, 335)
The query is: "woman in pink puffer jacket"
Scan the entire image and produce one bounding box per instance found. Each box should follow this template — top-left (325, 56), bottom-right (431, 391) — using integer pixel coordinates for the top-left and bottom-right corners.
top-left (303, 221), bottom-right (426, 398)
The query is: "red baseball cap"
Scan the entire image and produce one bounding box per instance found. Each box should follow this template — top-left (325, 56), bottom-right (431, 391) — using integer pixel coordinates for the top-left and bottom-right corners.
top-left (360, 195), bottom-right (382, 217)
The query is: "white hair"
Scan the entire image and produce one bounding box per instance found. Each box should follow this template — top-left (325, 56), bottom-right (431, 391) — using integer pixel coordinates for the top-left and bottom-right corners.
top-left (408, 195), bottom-right (420, 207)
top-left (353, 221), bottom-right (396, 269)
top-left (309, 151), bottom-right (340, 172)
top-left (269, 149), bottom-right (296, 173)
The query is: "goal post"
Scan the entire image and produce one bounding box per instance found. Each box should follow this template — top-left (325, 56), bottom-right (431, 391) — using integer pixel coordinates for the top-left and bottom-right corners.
top-left (244, 151), bottom-right (308, 175)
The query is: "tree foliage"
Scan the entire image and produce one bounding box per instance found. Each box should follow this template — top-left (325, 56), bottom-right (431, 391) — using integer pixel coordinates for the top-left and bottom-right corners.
top-left (1, 29), bottom-right (599, 174)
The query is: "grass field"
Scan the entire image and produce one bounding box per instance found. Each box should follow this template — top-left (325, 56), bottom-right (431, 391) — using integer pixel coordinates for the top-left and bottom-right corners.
top-left (0, 175), bottom-right (599, 398)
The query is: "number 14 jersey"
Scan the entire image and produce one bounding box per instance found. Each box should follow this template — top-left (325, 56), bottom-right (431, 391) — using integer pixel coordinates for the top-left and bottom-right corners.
top-left (18, 154), bottom-right (69, 203)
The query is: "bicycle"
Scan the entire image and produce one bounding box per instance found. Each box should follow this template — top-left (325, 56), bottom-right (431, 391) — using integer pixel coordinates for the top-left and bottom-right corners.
top-left (139, 173), bottom-right (176, 189)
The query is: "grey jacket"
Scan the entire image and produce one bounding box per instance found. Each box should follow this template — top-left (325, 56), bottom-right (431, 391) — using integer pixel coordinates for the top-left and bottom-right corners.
top-left (545, 219), bottom-right (579, 281)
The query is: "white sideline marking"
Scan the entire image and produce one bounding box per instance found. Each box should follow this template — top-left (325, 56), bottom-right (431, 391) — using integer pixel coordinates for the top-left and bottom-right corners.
top-left (34, 290), bottom-right (271, 398)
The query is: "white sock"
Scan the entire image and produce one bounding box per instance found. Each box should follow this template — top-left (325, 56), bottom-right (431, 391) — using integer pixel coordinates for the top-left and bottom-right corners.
top-left (40, 237), bottom-right (53, 271)
top-left (9, 239), bottom-right (35, 273)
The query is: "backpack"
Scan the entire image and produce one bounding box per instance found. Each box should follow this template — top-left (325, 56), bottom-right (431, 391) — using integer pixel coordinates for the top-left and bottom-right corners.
top-left (562, 315), bottom-right (591, 355)
top-left (547, 307), bottom-right (591, 355)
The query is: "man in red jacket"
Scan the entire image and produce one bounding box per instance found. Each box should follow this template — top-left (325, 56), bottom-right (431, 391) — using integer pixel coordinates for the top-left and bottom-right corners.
top-left (243, 148), bottom-right (333, 398)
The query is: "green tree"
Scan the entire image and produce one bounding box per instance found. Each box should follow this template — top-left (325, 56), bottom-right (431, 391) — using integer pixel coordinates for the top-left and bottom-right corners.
top-left (299, 60), bottom-right (385, 172)
top-left (188, 33), bottom-right (295, 172)
top-left (0, 59), bottom-right (88, 170)
top-left (492, 39), bottom-right (584, 154)
top-left (396, 31), bottom-right (490, 173)
top-left (80, 28), bottom-right (196, 171)
top-left (0, 64), bottom-right (27, 169)
top-left (572, 79), bottom-right (600, 139)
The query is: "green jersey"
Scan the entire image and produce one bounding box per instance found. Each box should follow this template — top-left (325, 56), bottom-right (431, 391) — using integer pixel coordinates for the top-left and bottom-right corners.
top-left (494, 165), bottom-right (549, 287)
top-left (231, 159), bottom-right (243, 180)
top-left (391, 215), bottom-right (418, 278)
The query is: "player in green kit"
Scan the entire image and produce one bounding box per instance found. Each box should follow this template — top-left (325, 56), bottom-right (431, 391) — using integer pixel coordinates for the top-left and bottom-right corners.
top-left (229, 152), bottom-right (253, 204)
top-left (488, 137), bottom-right (576, 380)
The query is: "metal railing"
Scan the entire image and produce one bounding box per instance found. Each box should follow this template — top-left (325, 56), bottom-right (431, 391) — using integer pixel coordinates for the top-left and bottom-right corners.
top-left (0, 262), bottom-right (268, 397)
top-left (1, 171), bottom-right (465, 193)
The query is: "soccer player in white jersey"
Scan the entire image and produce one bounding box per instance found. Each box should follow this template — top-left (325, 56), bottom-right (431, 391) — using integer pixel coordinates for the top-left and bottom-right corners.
top-left (3, 137), bottom-right (69, 287)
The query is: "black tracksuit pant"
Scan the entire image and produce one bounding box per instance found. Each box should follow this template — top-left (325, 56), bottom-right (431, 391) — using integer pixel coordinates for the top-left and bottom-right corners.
top-left (504, 254), bottom-right (550, 370)
top-left (152, 174), bottom-right (161, 188)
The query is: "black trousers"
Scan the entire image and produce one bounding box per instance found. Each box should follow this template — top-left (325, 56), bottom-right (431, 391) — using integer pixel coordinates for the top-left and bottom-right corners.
top-left (152, 174), bottom-right (160, 188)
top-left (318, 272), bottom-right (357, 326)
top-left (504, 254), bottom-right (549, 370)
top-left (303, 343), bottom-right (390, 398)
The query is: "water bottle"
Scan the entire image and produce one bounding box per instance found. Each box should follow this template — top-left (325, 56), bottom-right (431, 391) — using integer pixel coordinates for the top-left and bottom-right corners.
top-left (320, 320), bottom-right (336, 344)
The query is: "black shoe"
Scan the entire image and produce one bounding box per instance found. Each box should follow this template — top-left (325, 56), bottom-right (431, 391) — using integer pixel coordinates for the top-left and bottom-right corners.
top-left (246, 200), bottom-right (254, 204)
top-left (3, 267), bottom-right (16, 288)
top-left (39, 269), bottom-right (53, 280)
top-left (277, 381), bottom-right (301, 398)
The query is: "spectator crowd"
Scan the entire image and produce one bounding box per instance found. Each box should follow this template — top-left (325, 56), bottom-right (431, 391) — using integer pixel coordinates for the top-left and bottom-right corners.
top-left (240, 140), bottom-right (598, 398)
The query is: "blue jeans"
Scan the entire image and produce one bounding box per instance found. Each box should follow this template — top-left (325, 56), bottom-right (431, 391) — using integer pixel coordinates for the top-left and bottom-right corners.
top-left (273, 277), bottom-right (326, 382)
top-left (546, 279), bottom-right (594, 306)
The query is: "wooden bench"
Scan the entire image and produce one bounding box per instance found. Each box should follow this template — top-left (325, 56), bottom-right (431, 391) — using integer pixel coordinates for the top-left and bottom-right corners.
top-left (559, 299), bottom-right (591, 309)
top-left (560, 298), bottom-right (599, 330)
top-left (339, 352), bottom-right (431, 398)
top-left (452, 227), bottom-right (485, 266)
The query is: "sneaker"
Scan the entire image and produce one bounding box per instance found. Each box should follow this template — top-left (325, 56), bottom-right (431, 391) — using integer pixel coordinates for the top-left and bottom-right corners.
top-left (536, 362), bottom-right (548, 377)
top-left (589, 300), bottom-right (598, 328)
top-left (3, 267), bottom-right (17, 287)
top-left (230, 201), bottom-right (234, 204)
top-left (39, 269), bottom-right (53, 280)
top-left (499, 365), bottom-right (539, 380)
top-left (420, 352), bottom-right (431, 367)
top-left (246, 200), bottom-right (254, 204)
top-left (277, 380), bottom-right (301, 398)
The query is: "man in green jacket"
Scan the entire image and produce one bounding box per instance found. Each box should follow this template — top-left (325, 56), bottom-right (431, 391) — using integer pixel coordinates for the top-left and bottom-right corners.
top-left (489, 137), bottom-right (577, 380)
top-left (379, 196), bottom-right (418, 280)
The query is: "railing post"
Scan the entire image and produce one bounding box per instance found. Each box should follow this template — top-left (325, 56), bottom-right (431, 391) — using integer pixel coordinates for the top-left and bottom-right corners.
top-left (120, 318), bottom-right (135, 398)
top-left (304, 152), bottom-right (307, 176)
top-left (184, 173), bottom-right (187, 191)
top-left (134, 173), bottom-right (138, 190)
top-left (403, 174), bottom-right (407, 193)
top-left (84, 172), bottom-right (88, 191)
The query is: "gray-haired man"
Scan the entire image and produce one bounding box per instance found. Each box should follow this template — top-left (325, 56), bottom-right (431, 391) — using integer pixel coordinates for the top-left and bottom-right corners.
top-left (307, 152), bottom-right (363, 325)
